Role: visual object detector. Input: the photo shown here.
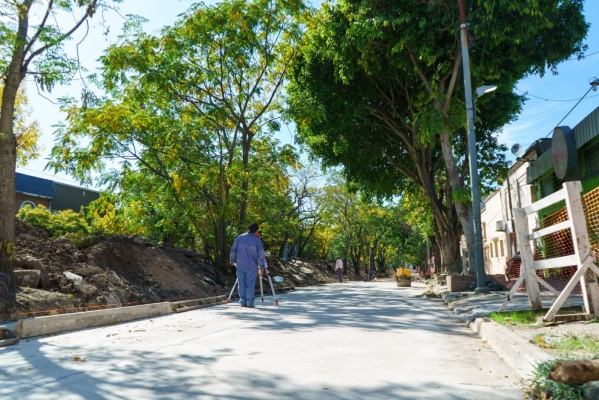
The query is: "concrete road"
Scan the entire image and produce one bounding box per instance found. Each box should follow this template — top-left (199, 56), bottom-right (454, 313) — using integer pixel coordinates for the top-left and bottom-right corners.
top-left (0, 282), bottom-right (524, 400)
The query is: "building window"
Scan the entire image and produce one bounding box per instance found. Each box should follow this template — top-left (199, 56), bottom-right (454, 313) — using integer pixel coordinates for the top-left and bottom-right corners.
top-left (19, 200), bottom-right (36, 209)
top-left (494, 242), bottom-right (499, 258)
top-left (500, 240), bottom-right (504, 257)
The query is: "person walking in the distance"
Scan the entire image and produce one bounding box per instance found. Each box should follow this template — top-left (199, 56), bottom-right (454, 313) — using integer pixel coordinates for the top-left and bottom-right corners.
top-left (229, 223), bottom-right (267, 308)
top-left (335, 258), bottom-right (343, 283)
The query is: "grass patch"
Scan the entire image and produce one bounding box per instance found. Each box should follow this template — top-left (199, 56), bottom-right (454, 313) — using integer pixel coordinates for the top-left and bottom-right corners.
top-left (525, 359), bottom-right (586, 400)
top-left (488, 309), bottom-right (545, 326)
top-left (488, 307), bottom-right (587, 327)
top-left (531, 332), bottom-right (599, 357)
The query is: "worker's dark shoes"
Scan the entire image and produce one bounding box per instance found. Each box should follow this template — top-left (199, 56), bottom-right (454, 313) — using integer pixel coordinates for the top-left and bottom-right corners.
top-left (240, 304), bottom-right (247, 307)
top-left (247, 305), bottom-right (255, 308)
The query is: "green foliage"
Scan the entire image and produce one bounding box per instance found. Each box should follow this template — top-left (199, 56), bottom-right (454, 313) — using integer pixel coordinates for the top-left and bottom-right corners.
top-left (48, 0), bottom-right (309, 267)
top-left (526, 360), bottom-right (586, 400)
top-left (532, 333), bottom-right (599, 358)
top-left (17, 205), bottom-right (91, 238)
top-left (287, 0), bottom-right (588, 266)
top-left (488, 310), bottom-right (542, 326)
top-left (0, 1), bottom-right (123, 92)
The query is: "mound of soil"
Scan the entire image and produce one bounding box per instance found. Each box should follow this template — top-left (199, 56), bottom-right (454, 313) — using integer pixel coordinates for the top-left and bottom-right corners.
top-left (4, 219), bottom-right (343, 320)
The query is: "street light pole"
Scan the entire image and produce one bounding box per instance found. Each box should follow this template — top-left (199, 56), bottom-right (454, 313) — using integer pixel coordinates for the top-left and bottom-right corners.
top-left (458, 0), bottom-right (494, 293)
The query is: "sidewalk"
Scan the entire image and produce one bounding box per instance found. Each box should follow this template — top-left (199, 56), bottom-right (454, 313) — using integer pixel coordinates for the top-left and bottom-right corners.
top-left (431, 282), bottom-right (599, 398)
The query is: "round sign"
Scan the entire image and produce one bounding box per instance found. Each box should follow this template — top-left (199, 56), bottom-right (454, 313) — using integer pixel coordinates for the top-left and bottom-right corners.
top-left (551, 126), bottom-right (577, 180)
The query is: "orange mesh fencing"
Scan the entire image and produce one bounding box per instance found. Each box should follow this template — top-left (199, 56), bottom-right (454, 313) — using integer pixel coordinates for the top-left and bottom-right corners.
top-left (507, 185), bottom-right (599, 299)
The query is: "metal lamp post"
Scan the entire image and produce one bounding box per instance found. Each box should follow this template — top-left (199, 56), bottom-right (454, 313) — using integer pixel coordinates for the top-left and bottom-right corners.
top-left (458, 0), bottom-right (496, 293)
top-left (469, 85), bottom-right (496, 294)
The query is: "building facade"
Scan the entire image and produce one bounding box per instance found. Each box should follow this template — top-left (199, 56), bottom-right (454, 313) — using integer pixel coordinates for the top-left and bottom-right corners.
top-left (15, 172), bottom-right (100, 214)
top-left (477, 106), bottom-right (599, 276)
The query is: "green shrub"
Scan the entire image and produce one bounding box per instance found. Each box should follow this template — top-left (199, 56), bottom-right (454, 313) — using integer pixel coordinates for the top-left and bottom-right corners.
top-left (18, 204), bottom-right (91, 238)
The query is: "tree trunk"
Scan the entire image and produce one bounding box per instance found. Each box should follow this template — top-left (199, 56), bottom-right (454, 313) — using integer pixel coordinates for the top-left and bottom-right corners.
top-left (214, 217), bottom-right (230, 275)
top-left (420, 169), bottom-right (461, 269)
top-left (0, 2), bottom-right (30, 307)
top-left (439, 130), bottom-right (475, 275)
top-left (278, 232), bottom-right (290, 258)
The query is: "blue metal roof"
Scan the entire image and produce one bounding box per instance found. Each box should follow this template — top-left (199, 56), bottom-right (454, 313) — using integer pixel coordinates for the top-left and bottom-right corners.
top-left (15, 172), bottom-right (55, 199)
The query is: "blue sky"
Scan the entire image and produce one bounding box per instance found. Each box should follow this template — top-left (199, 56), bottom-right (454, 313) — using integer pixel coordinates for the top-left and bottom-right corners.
top-left (18, 0), bottom-right (599, 187)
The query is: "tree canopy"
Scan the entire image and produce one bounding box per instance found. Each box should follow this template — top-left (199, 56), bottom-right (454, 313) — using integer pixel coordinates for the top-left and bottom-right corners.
top-left (287, 0), bottom-right (588, 268)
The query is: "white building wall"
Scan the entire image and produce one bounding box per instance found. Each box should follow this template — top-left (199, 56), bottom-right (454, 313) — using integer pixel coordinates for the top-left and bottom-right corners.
top-left (477, 160), bottom-right (537, 275)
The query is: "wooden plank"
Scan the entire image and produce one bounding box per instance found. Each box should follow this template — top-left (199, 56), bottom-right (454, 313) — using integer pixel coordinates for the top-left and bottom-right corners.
top-left (534, 255), bottom-right (579, 270)
top-left (550, 313), bottom-right (594, 323)
top-left (522, 188), bottom-right (566, 214)
top-left (535, 276), bottom-right (575, 307)
top-left (513, 208), bottom-right (542, 309)
top-left (583, 261), bottom-right (599, 318)
top-left (563, 181), bottom-right (599, 317)
top-left (499, 273), bottom-right (525, 312)
top-left (543, 262), bottom-right (589, 321)
top-left (528, 220), bottom-right (572, 241)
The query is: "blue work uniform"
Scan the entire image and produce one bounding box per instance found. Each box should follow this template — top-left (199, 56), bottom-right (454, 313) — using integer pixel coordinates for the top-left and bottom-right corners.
top-left (229, 232), bottom-right (266, 307)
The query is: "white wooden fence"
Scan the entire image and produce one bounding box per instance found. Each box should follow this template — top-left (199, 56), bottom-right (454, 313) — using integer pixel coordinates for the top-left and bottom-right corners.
top-left (500, 181), bottom-right (599, 322)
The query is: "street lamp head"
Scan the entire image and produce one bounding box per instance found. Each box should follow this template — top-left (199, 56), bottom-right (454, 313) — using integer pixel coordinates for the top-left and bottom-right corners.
top-left (475, 85), bottom-right (497, 98)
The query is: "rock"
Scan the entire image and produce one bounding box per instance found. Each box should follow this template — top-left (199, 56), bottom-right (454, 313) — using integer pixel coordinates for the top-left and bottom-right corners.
top-left (14, 269), bottom-right (41, 288)
top-left (16, 287), bottom-right (76, 314)
top-left (72, 264), bottom-right (104, 277)
top-left (73, 281), bottom-right (97, 296)
top-left (64, 271), bottom-right (83, 282)
top-left (299, 267), bottom-right (313, 274)
top-left (91, 273), bottom-right (108, 287)
top-left (14, 255), bottom-right (43, 270)
top-left (549, 360), bottom-right (599, 385)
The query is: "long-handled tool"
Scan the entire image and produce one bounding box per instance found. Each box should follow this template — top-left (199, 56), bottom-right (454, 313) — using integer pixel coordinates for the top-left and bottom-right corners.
top-left (267, 273), bottom-right (279, 306)
top-left (225, 277), bottom-right (238, 305)
top-left (226, 263), bottom-right (278, 307)
top-left (264, 261), bottom-right (278, 306)
top-left (258, 267), bottom-right (265, 303)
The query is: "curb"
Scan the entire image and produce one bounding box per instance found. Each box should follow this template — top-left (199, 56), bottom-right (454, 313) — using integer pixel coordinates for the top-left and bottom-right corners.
top-left (470, 317), bottom-right (553, 380)
top-left (6, 286), bottom-right (297, 341)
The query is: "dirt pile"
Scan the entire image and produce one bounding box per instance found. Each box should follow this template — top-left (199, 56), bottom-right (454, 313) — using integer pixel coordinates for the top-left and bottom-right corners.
top-left (4, 219), bottom-right (341, 320)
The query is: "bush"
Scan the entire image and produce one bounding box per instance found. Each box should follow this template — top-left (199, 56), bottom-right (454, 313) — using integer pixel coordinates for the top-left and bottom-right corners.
top-left (18, 204), bottom-right (91, 237)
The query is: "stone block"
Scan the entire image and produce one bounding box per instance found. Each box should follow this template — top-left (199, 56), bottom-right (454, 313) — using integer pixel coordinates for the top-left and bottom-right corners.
top-left (14, 269), bottom-right (41, 288)
top-left (396, 276), bottom-right (411, 287)
top-left (447, 275), bottom-right (475, 292)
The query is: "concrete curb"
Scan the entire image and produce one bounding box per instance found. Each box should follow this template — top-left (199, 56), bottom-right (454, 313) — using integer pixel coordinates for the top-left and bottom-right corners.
top-left (13, 302), bottom-right (173, 339)
top-left (8, 287), bottom-right (297, 340)
top-left (470, 317), bottom-right (554, 380)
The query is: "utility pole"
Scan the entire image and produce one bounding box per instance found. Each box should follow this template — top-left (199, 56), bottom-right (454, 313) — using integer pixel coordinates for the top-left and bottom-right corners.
top-left (458, 0), bottom-right (489, 293)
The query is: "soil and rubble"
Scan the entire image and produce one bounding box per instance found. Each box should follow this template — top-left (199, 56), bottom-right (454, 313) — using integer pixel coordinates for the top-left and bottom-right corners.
top-left (4, 219), bottom-right (353, 321)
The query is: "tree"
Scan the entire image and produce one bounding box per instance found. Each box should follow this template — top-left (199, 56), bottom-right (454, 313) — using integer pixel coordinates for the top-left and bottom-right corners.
top-left (287, 0), bottom-right (588, 270)
top-left (0, 85), bottom-right (42, 167)
top-left (0, 0), bottom-right (121, 306)
top-left (49, 0), bottom-right (309, 272)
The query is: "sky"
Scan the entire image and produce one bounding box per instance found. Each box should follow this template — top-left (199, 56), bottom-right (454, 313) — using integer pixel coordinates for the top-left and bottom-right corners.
top-left (16, 0), bottom-right (599, 189)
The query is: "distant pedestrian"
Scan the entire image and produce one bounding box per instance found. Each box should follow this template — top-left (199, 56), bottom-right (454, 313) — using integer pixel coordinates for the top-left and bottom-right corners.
top-left (335, 258), bottom-right (343, 283)
top-left (230, 223), bottom-right (267, 308)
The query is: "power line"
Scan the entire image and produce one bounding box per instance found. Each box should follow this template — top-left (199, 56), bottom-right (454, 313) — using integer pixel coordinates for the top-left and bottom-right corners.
top-left (544, 84), bottom-right (596, 138)
top-left (515, 87), bottom-right (599, 102)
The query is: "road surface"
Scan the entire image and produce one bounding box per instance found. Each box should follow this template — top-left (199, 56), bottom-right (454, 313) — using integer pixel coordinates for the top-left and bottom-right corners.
top-left (0, 281), bottom-right (524, 399)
